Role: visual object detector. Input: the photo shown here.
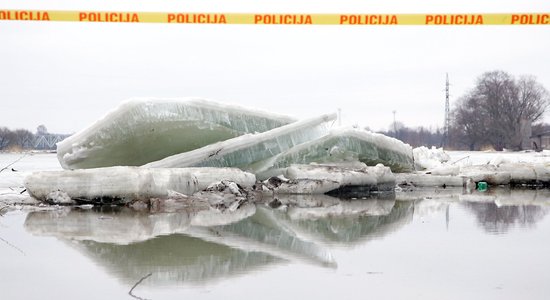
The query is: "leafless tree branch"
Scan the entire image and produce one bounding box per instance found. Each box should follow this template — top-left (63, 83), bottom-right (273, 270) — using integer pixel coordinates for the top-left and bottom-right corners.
top-left (128, 272), bottom-right (152, 300)
top-left (0, 235), bottom-right (26, 256)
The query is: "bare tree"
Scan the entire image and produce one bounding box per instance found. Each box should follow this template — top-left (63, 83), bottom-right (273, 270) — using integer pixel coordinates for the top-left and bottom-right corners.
top-left (377, 125), bottom-right (443, 148)
top-left (0, 127), bottom-right (13, 150)
top-left (452, 92), bottom-right (490, 150)
top-left (12, 129), bottom-right (34, 149)
top-left (451, 71), bottom-right (550, 150)
top-left (36, 124), bottom-right (48, 135)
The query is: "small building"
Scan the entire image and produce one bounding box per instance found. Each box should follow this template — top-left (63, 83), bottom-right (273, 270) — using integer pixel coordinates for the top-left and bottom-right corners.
top-left (530, 131), bottom-right (550, 151)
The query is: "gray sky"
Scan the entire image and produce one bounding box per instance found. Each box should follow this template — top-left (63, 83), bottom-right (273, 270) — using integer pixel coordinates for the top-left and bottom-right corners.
top-left (1, 0), bottom-right (550, 134)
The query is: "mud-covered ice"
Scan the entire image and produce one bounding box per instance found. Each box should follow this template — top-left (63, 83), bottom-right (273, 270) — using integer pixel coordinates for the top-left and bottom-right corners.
top-left (256, 164), bottom-right (395, 195)
top-left (286, 163), bottom-right (395, 188)
top-left (57, 98), bottom-right (296, 169)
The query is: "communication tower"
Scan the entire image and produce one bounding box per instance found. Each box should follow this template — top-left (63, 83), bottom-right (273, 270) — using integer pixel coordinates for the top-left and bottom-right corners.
top-left (443, 73), bottom-right (450, 147)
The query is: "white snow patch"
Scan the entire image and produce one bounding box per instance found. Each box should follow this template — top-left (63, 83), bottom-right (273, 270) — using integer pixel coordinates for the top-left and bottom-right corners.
top-left (413, 146), bottom-right (450, 170)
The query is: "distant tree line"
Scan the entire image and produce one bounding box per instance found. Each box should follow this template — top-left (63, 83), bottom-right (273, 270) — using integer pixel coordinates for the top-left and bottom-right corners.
top-left (451, 70), bottom-right (549, 150)
top-left (0, 125), bottom-right (69, 151)
top-left (376, 123), bottom-right (445, 148)
top-left (378, 71), bottom-right (550, 151)
top-left (0, 127), bottom-right (34, 150)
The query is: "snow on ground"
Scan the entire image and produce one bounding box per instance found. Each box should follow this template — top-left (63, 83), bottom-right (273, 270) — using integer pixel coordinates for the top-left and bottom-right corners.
top-left (0, 152), bottom-right (61, 204)
top-left (409, 149), bottom-right (550, 187)
top-left (447, 150), bottom-right (550, 166)
top-left (415, 148), bottom-right (550, 171)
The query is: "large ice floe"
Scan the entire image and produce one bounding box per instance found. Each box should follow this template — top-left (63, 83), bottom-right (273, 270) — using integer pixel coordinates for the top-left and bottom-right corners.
top-left (15, 97), bottom-right (425, 206)
top-left (144, 113), bottom-right (337, 170)
top-left (24, 167), bottom-right (255, 205)
top-left (57, 98), bottom-right (296, 169)
top-left (254, 127), bottom-right (414, 178)
top-left (257, 163), bottom-right (396, 195)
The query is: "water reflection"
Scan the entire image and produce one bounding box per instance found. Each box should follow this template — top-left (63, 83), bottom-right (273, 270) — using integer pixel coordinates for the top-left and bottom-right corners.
top-left (464, 201), bottom-right (549, 234)
top-left (24, 194), bottom-right (414, 285)
top-left (265, 196), bottom-right (414, 246)
top-left (399, 188), bottom-right (550, 234)
top-left (74, 234), bottom-right (280, 285)
top-left (22, 189), bottom-right (550, 287)
top-left (25, 203), bottom-right (256, 244)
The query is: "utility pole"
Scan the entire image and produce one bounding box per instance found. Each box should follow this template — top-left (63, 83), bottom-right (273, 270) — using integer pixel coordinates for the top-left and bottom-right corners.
top-left (443, 73), bottom-right (450, 147)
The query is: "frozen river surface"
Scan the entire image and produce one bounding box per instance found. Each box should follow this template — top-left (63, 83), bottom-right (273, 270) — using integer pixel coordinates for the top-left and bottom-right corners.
top-left (1, 153), bottom-right (550, 300)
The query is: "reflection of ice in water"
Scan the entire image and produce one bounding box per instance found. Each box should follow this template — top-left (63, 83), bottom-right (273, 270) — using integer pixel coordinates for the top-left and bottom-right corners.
top-left (25, 205), bottom-right (256, 245)
top-left (398, 188), bottom-right (550, 234)
top-left (75, 234), bottom-right (281, 285)
top-left (272, 197), bottom-right (414, 246)
top-left (22, 189), bottom-right (550, 287)
top-left (22, 194), bottom-right (416, 285)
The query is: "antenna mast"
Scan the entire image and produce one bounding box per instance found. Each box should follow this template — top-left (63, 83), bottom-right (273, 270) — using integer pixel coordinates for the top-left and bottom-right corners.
top-left (443, 73), bottom-right (450, 147)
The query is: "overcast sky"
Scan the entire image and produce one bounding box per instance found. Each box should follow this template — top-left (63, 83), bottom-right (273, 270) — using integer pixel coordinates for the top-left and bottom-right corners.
top-left (1, 0), bottom-right (549, 134)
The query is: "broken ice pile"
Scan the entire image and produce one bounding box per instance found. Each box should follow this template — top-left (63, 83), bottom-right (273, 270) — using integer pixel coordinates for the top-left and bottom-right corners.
top-left (23, 98), bottom-right (419, 205)
top-left (401, 146), bottom-right (550, 189)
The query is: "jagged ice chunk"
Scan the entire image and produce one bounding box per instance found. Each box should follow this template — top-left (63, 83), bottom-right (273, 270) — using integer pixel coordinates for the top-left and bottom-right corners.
top-left (57, 98), bottom-right (296, 169)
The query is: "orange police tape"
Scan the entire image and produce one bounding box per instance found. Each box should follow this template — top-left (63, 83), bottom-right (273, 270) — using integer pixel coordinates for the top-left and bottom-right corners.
top-left (0, 10), bottom-right (549, 25)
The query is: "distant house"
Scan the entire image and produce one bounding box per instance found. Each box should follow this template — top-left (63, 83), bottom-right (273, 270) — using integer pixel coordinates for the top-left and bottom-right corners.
top-left (530, 131), bottom-right (550, 151)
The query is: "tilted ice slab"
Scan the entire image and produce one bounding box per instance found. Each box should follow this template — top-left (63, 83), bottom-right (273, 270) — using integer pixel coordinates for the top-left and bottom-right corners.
top-left (57, 98), bottom-right (296, 169)
top-left (254, 127), bottom-right (414, 178)
top-left (24, 166), bottom-right (256, 204)
top-left (145, 113), bottom-right (337, 170)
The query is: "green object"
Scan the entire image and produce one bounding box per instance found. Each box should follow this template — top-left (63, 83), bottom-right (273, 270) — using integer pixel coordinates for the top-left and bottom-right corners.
top-left (477, 181), bottom-right (488, 191)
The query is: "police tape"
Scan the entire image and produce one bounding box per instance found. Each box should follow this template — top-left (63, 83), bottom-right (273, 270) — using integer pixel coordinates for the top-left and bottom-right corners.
top-left (0, 10), bottom-right (549, 25)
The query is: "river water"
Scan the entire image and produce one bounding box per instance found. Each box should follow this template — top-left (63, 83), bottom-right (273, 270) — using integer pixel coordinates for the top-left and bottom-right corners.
top-left (1, 153), bottom-right (550, 300)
